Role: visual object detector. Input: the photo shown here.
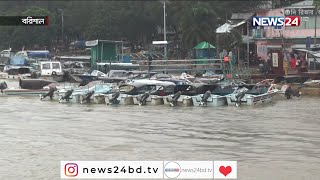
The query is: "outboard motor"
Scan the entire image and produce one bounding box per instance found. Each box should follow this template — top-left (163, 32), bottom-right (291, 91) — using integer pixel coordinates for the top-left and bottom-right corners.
top-left (81, 90), bottom-right (95, 104)
top-left (59, 89), bottom-right (74, 103)
top-left (107, 91), bottom-right (120, 105)
top-left (139, 92), bottom-right (150, 106)
top-left (169, 91), bottom-right (181, 107)
top-left (40, 86), bottom-right (57, 100)
top-left (285, 86), bottom-right (301, 99)
top-left (200, 90), bottom-right (211, 106)
top-left (0, 81), bottom-right (8, 93)
top-left (235, 89), bottom-right (247, 107)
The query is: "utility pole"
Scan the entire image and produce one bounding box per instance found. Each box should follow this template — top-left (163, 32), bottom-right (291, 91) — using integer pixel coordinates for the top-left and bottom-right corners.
top-left (121, 39), bottom-right (124, 62)
top-left (163, 0), bottom-right (167, 72)
top-left (315, 4), bottom-right (317, 47)
top-left (163, 1), bottom-right (167, 57)
top-left (62, 10), bottom-right (64, 43)
top-left (247, 19), bottom-right (250, 67)
top-left (58, 9), bottom-right (64, 43)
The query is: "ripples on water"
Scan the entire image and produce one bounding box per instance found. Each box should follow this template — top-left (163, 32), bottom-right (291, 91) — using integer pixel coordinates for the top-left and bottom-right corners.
top-left (0, 80), bottom-right (320, 180)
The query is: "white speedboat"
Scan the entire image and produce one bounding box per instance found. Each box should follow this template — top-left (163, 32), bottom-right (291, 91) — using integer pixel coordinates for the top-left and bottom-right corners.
top-left (163, 83), bottom-right (233, 107)
top-left (225, 83), bottom-right (279, 106)
top-left (114, 79), bottom-right (176, 106)
top-left (55, 81), bottom-right (113, 103)
top-left (191, 83), bottom-right (238, 107)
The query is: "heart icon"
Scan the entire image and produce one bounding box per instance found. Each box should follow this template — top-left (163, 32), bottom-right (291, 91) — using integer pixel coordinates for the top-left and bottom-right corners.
top-left (219, 166), bottom-right (232, 177)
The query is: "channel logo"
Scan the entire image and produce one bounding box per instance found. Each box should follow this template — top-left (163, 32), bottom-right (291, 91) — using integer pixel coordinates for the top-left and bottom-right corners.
top-left (213, 161), bottom-right (237, 179)
top-left (252, 16), bottom-right (300, 27)
top-left (64, 163), bottom-right (78, 177)
top-left (164, 161), bottom-right (181, 179)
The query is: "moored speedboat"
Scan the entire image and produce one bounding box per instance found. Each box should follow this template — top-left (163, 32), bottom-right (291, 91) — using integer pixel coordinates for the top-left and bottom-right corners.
top-left (115, 79), bottom-right (176, 106)
top-left (191, 83), bottom-right (238, 106)
top-left (57, 81), bottom-right (113, 103)
top-left (164, 83), bottom-right (218, 106)
top-left (225, 83), bottom-right (279, 106)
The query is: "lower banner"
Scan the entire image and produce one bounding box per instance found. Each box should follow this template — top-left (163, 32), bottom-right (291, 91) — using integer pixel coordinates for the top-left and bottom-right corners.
top-left (61, 161), bottom-right (237, 179)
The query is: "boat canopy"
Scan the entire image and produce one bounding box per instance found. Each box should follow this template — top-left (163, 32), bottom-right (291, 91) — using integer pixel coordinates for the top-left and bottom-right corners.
top-left (27, 51), bottom-right (49, 58)
top-left (121, 79), bottom-right (176, 88)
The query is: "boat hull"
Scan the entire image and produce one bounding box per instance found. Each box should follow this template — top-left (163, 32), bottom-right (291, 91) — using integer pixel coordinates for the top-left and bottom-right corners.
top-left (226, 91), bottom-right (278, 106)
top-left (132, 95), bottom-right (164, 105)
top-left (19, 79), bottom-right (56, 90)
top-left (163, 95), bottom-right (193, 106)
top-left (3, 89), bottom-right (49, 95)
top-left (93, 94), bottom-right (106, 104)
top-left (40, 75), bottom-right (65, 82)
top-left (58, 94), bottom-right (82, 103)
top-left (105, 94), bottom-right (134, 105)
top-left (191, 94), bottom-right (227, 106)
top-left (77, 75), bottom-right (97, 82)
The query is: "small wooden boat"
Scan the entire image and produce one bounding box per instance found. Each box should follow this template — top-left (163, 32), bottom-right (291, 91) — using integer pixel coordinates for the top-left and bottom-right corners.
top-left (19, 78), bottom-right (56, 89)
top-left (2, 88), bottom-right (48, 95)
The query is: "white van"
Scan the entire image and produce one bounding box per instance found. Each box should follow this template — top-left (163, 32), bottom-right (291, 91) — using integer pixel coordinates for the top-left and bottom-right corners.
top-left (40, 61), bottom-right (63, 76)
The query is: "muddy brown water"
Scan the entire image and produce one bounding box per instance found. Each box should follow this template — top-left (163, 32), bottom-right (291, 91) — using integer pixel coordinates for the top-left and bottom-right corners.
top-left (0, 79), bottom-right (320, 180)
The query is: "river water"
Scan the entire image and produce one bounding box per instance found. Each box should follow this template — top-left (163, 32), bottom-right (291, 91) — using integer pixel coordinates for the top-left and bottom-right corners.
top-left (0, 80), bottom-right (320, 180)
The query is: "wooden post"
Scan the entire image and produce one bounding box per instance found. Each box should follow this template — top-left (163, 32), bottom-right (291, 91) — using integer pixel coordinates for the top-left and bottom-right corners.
top-left (101, 42), bottom-right (104, 63)
top-left (315, 4), bottom-right (317, 47)
top-left (237, 47), bottom-right (240, 68)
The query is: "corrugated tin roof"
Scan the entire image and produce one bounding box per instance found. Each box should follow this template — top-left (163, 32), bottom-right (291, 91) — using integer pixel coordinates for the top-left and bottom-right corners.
top-left (285, 0), bottom-right (314, 8)
top-left (291, 0), bottom-right (313, 6)
top-left (216, 20), bottom-right (247, 34)
top-left (216, 23), bottom-right (231, 34)
top-left (295, 49), bottom-right (320, 57)
top-left (231, 13), bottom-right (254, 20)
top-left (230, 20), bottom-right (246, 28)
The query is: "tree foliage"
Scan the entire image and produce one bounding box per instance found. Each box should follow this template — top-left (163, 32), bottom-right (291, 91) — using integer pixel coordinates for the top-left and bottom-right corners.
top-left (0, 1), bottom-right (266, 51)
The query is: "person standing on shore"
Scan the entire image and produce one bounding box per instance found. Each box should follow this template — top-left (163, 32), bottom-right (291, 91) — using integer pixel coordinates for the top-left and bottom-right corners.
top-left (283, 59), bottom-right (289, 76)
top-left (290, 53), bottom-right (297, 70)
top-left (223, 55), bottom-right (230, 69)
top-left (296, 56), bottom-right (302, 74)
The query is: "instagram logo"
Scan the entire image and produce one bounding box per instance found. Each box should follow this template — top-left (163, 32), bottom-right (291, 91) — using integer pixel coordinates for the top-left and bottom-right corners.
top-left (64, 163), bottom-right (78, 177)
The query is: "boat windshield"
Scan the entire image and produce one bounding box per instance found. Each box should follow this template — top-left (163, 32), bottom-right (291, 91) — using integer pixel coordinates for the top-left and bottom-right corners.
top-left (246, 85), bottom-right (268, 95)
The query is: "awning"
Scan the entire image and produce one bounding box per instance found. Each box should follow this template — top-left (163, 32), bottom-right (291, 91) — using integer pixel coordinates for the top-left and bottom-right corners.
top-left (193, 41), bottom-right (215, 49)
top-left (230, 20), bottom-right (246, 28)
top-left (294, 49), bottom-right (320, 57)
top-left (216, 23), bottom-right (231, 34)
top-left (231, 13), bottom-right (254, 20)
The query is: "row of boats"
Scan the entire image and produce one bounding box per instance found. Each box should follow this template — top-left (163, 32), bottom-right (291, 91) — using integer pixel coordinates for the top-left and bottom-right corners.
top-left (0, 72), bottom-right (290, 107)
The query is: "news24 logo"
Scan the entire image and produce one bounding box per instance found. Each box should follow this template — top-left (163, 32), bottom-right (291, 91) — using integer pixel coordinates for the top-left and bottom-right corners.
top-left (252, 16), bottom-right (301, 27)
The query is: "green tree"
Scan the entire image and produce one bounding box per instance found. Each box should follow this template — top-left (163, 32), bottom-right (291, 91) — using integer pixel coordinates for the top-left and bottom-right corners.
top-left (169, 1), bottom-right (217, 49)
top-left (218, 29), bottom-right (242, 51)
top-left (0, 1), bottom-right (268, 51)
